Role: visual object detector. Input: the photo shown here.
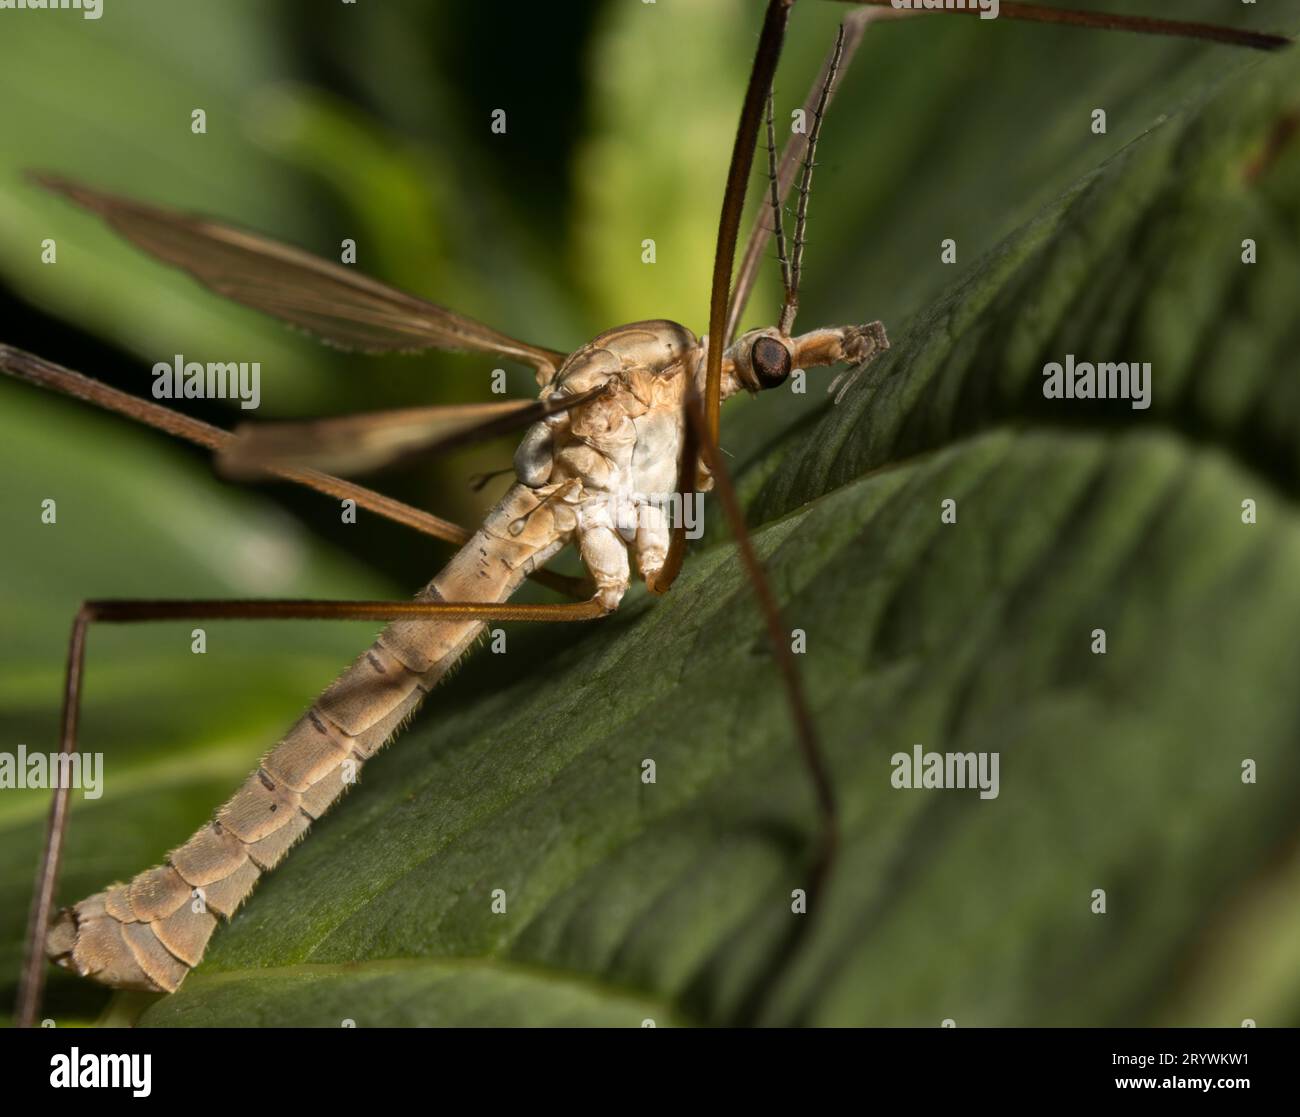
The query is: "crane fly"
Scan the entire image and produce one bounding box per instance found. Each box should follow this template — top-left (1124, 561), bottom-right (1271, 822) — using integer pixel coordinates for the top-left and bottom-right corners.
top-left (4, 0), bottom-right (1289, 1028)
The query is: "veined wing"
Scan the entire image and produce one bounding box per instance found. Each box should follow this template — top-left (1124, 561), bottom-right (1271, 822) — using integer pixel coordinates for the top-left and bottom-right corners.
top-left (32, 173), bottom-right (569, 380)
top-left (219, 385), bottom-right (606, 478)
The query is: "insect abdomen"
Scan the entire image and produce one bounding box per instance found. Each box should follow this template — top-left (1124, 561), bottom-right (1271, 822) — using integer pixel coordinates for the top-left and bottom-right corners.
top-left (46, 483), bottom-right (570, 994)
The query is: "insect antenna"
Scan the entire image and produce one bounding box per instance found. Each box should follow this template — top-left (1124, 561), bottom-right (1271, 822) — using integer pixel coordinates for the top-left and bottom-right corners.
top-left (764, 86), bottom-right (795, 311)
top-left (728, 8), bottom-right (883, 346)
top-left (780, 23), bottom-right (846, 337)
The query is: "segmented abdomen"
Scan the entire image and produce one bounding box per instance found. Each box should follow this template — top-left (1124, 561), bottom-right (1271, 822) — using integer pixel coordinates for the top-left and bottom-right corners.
top-left (46, 483), bottom-right (569, 992)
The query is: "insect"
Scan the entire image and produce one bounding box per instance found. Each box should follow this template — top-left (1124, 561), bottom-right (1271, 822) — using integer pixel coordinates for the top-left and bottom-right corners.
top-left (4, 1), bottom-right (1289, 1027)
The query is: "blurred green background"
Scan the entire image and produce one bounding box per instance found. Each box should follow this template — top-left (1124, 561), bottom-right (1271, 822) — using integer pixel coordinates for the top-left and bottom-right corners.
top-left (2, 0), bottom-right (1300, 1026)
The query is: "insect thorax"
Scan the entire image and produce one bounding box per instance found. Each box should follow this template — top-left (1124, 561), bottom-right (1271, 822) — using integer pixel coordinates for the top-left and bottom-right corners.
top-left (515, 319), bottom-right (700, 496)
top-left (549, 319), bottom-right (699, 394)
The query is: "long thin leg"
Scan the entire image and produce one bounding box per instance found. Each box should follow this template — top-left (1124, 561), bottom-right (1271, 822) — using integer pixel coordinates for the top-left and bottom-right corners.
top-left (655, 0), bottom-right (795, 595)
top-left (703, 0), bottom-right (796, 447)
top-left (846, 0), bottom-right (1290, 51)
top-left (0, 346), bottom-right (589, 599)
top-left (683, 393), bottom-right (837, 902)
top-left (655, 388), bottom-right (835, 1022)
top-left (728, 0), bottom-right (1288, 343)
top-left (657, 0), bottom-right (833, 871)
top-left (14, 593), bottom-right (605, 1028)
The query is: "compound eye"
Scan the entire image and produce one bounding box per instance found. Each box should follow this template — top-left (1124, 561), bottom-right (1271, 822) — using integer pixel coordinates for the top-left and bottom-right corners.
top-left (751, 336), bottom-right (792, 389)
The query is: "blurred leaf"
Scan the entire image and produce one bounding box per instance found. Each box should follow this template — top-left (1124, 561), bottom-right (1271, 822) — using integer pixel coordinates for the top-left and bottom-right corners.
top-left (575, 0), bottom-right (760, 331)
top-left (0, 0), bottom-right (582, 420)
top-left (26, 33), bottom-right (1287, 1026)
top-left (0, 0), bottom-right (336, 407)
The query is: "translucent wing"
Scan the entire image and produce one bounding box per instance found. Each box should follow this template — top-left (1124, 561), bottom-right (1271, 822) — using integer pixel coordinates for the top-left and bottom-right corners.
top-left (33, 173), bottom-right (569, 380)
top-left (219, 385), bottom-right (605, 478)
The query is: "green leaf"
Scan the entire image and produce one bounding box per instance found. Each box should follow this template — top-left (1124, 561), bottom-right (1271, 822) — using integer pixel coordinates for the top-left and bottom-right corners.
top-left (0, 1), bottom-right (331, 407)
top-left (138, 960), bottom-right (681, 1028)
top-left (0, 0), bottom-right (577, 418)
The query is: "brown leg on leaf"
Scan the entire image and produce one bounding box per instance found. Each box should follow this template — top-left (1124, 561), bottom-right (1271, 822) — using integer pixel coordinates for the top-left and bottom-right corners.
top-left (14, 594), bottom-right (606, 1028)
